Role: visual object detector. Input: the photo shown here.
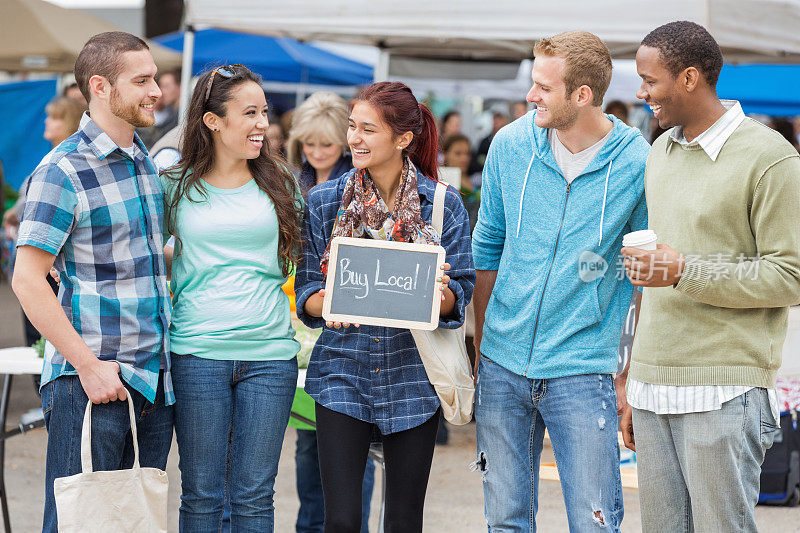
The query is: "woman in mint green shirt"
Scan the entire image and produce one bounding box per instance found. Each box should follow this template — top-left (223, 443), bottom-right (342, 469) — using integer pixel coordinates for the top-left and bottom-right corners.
top-left (161, 65), bottom-right (302, 532)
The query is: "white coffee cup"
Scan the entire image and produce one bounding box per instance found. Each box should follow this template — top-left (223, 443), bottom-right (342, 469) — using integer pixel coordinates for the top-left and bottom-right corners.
top-left (622, 229), bottom-right (658, 251)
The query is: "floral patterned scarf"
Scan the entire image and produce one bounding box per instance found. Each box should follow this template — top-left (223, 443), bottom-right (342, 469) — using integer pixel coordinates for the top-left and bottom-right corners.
top-left (320, 157), bottom-right (439, 276)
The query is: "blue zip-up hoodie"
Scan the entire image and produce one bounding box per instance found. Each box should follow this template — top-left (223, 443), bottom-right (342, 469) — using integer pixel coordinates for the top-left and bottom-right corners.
top-left (473, 111), bottom-right (649, 379)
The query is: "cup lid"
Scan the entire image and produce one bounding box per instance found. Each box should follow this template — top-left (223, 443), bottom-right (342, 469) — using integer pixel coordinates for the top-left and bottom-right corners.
top-left (622, 229), bottom-right (657, 247)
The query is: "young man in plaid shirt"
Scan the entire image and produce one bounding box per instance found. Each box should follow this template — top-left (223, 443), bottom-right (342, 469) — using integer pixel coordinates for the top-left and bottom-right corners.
top-left (12, 32), bottom-right (173, 532)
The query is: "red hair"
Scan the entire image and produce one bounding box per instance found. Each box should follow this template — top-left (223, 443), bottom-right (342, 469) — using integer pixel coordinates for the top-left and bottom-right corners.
top-left (354, 82), bottom-right (439, 180)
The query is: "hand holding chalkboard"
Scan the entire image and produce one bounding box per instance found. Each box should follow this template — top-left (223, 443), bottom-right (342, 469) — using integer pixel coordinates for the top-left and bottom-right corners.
top-left (318, 290), bottom-right (360, 329)
top-left (322, 237), bottom-right (446, 330)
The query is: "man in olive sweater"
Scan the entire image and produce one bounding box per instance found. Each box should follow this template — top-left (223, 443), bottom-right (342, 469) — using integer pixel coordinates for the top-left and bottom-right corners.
top-left (619, 21), bottom-right (800, 532)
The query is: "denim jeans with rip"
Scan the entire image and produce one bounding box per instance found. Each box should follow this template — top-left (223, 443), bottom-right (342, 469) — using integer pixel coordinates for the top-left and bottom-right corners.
top-left (475, 356), bottom-right (623, 532)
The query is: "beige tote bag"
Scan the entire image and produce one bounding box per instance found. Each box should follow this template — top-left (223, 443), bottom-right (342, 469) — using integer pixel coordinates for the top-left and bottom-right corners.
top-left (54, 398), bottom-right (169, 533)
top-left (410, 181), bottom-right (475, 425)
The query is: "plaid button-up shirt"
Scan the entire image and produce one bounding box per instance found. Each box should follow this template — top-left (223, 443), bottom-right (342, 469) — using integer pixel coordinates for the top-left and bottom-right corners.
top-left (17, 113), bottom-right (173, 405)
top-left (295, 168), bottom-right (475, 434)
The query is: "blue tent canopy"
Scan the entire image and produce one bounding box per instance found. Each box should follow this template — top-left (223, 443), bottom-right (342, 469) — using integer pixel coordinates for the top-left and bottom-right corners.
top-left (155, 28), bottom-right (372, 86)
top-left (0, 78), bottom-right (56, 190)
top-left (717, 64), bottom-right (800, 117)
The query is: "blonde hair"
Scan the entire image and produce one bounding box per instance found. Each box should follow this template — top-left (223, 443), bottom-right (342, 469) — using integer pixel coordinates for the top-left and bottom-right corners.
top-left (287, 92), bottom-right (349, 169)
top-left (45, 96), bottom-right (88, 137)
top-left (533, 31), bottom-right (612, 107)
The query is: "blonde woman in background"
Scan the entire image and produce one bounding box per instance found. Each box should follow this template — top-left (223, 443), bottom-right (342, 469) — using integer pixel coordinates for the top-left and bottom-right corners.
top-left (286, 90), bottom-right (375, 533)
top-left (44, 97), bottom-right (88, 147)
top-left (287, 92), bottom-right (353, 197)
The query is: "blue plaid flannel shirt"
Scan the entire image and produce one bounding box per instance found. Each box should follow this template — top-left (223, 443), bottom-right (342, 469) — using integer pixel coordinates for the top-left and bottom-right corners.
top-left (17, 113), bottom-right (174, 405)
top-left (295, 168), bottom-right (475, 434)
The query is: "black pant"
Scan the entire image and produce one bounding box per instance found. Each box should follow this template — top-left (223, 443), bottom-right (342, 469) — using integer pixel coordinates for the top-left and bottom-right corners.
top-left (315, 403), bottom-right (440, 533)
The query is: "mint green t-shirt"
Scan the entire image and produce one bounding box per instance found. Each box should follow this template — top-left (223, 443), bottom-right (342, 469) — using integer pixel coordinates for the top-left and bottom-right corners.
top-left (163, 175), bottom-right (299, 361)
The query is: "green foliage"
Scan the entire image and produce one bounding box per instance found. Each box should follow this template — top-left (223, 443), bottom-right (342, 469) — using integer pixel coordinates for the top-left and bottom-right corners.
top-left (32, 337), bottom-right (46, 359)
top-left (294, 322), bottom-right (320, 369)
top-left (3, 182), bottom-right (19, 212)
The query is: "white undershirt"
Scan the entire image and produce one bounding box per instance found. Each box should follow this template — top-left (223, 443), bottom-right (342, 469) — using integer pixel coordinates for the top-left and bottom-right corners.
top-left (119, 145), bottom-right (136, 159)
top-left (548, 128), bottom-right (612, 183)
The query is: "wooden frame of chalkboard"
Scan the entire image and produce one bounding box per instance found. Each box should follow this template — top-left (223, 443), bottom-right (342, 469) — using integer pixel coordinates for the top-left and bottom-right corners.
top-left (322, 236), bottom-right (446, 330)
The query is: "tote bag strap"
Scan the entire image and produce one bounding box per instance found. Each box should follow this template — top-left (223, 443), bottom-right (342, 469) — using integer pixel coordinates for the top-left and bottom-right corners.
top-left (80, 396), bottom-right (140, 473)
top-left (432, 180), bottom-right (448, 236)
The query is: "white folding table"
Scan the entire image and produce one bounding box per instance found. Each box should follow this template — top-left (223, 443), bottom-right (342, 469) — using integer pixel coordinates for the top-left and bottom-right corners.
top-left (0, 347), bottom-right (44, 533)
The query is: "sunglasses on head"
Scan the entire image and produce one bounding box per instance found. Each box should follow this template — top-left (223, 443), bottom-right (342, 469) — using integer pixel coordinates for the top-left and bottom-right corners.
top-left (204, 64), bottom-right (247, 103)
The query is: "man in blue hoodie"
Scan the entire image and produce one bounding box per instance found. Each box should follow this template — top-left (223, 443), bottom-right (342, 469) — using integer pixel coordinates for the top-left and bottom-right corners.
top-left (472, 31), bottom-right (649, 531)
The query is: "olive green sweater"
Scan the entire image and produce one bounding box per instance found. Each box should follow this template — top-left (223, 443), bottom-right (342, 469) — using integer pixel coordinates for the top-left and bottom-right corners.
top-left (630, 118), bottom-right (800, 388)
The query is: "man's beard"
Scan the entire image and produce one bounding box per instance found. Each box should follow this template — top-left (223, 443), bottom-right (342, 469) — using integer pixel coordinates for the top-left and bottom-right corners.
top-left (110, 87), bottom-right (155, 128)
top-left (545, 101), bottom-right (579, 131)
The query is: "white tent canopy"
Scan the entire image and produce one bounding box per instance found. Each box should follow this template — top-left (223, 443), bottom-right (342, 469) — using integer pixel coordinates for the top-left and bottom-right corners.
top-left (186, 0), bottom-right (800, 64)
top-left (0, 0), bottom-right (180, 73)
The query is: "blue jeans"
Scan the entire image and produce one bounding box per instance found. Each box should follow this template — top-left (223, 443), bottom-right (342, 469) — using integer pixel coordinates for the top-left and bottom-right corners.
top-left (295, 429), bottom-right (375, 533)
top-left (632, 387), bottom-right (779, 532)
top-left (41, 372), bottom-right (174, 533)
top-left (172, 354), bottom-right (297, 533)
top-left (475, 357), bottom-right (623, 532)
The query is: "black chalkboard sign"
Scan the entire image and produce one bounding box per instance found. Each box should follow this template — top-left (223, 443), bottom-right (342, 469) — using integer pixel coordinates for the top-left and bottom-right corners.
top-left (322, 237), bottom-right (446, 330)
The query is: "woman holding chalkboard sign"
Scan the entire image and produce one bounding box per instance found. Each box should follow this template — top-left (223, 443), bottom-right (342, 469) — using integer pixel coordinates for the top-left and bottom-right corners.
top-left (287, 91), bottom-right (378, 532)
top-left (160, 65), bottom-right (303, 531)
top-left (295, 81), bottom-right (476, 533)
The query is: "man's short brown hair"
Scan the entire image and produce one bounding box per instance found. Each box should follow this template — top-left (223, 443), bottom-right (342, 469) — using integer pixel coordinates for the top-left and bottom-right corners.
top-left (533, 31), bottom-right (612, 107)
top-left (74, 31), bottom-right (149, 102)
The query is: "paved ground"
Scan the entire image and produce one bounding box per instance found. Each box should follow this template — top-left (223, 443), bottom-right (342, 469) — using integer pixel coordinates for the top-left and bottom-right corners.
top-left (0, 280), bottom-right (797, 531)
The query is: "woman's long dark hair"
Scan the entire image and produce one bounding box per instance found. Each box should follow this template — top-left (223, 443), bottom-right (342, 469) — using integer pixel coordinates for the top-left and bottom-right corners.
top-left (163, 65), bottom-right (302, 276)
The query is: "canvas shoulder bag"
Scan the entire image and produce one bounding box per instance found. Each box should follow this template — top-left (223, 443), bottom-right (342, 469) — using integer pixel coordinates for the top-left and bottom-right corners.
top-left (410, 181), bottom-right (475, 425)
top-left (54, 398), bottom-right (169, 533)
